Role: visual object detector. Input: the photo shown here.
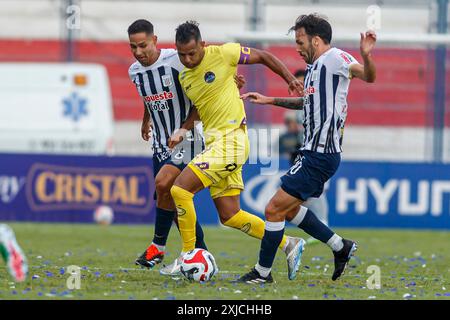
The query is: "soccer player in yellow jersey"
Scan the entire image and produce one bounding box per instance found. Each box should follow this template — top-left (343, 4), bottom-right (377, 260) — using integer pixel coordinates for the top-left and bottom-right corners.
top-left (169, 21), bottom-right (305, 281)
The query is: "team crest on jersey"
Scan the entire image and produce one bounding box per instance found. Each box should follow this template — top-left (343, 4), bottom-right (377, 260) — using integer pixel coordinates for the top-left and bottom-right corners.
top-left (161, 74), bottom-right (173, 87)
top-left (204, 71), bottom-right (215, 83)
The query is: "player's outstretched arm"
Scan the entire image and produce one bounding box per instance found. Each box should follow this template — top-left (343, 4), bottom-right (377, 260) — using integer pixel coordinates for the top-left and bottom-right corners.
top-left (350, 30), bottom-right (377, 83)
top-left (168, 106), bottom-right (201, 149)
top-left (241, 92), bottom-right (303, 110)
top-left (245, 48), bottom-right (303, 95)
top-left (141, 105), bottom-right (153, 141)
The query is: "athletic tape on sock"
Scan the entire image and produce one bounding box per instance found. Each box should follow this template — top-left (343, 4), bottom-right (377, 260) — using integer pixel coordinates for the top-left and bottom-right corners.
top-left (265, 220), bottom-right (285, 232)
top-left (290, 206), bottom-right (308, 226)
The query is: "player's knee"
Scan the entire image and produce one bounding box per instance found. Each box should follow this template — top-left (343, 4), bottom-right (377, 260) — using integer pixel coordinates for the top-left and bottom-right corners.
top-left (264, 201), bottom-right (286, 221)
top-left (155, 176), bottom-right (172, 197)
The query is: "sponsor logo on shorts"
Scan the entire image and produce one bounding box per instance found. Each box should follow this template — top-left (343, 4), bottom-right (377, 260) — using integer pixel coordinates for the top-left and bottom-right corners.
top-left (289, 156), bottom-right (305, 175)
top-left (173, 149), bottom-right (185, 160)
top-left (156, 151), bottom-right (172, 162)
top-left (196, 162), bottom-right (210, 170)
top-left (225, 163), bottom-right (237, 172)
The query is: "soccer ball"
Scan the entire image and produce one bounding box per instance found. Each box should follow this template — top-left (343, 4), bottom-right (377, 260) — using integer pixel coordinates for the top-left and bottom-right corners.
top-left (180, 249), bottom-right (218, 282)
top-left (93, 205), bottom-right (114, 225)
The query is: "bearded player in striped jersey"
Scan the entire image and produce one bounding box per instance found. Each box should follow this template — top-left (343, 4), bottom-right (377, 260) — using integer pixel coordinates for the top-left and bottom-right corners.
top-left (128, 19), bottom-right (208, 275)
top-left (239, 13), bottom-right (377, 283)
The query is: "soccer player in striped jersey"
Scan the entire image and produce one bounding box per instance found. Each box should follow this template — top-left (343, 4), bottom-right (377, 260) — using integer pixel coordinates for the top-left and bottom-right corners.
top-left (169, 21), bottom-right (307, 282)
top-left (127, 19), bottom-right (209, 275)
top-left (239, 13), bottom-right (377, 283)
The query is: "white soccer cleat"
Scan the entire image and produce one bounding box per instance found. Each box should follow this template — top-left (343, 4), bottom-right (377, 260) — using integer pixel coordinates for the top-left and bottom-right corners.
top-left (0, 224), bottom-right (28, 282)
top-left (285, 236), bottom-right (306, 280)
top-left (159, 256), bottom-right (182, 276)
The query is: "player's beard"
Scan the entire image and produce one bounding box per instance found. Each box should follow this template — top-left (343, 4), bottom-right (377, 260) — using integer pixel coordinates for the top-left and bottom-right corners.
top-left (306, 46), bottom-right (316, 64)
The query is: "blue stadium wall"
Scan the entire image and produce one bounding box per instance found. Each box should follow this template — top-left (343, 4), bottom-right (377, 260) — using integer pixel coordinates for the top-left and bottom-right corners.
top-left (0, 153), bottom-right (449, 229)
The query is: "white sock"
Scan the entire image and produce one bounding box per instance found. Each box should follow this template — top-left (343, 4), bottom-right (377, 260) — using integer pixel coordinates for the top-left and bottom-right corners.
top-left (290, 206), bottom-right (308, 226)
top-left (327, 234), bottom-right (344, 252)
top-left (152, 243), bottom-right (165, 252)
top-left (255, 263), bottom-right (271, 278)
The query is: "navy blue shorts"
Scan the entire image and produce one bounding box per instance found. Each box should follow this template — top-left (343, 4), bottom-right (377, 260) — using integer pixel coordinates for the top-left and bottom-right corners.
top-left (280, 150), bottom-right (340, 201)
top-left (153, 150), bottom-right (186, 178)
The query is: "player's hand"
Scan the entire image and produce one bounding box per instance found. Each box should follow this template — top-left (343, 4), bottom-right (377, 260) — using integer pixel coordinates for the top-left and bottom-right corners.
top-left (234, 74), bottom-right (246, 90)
top-left (141, 121), bottom-right (152, 141)
top-left (288, 79), bottom-right (304, 96)
top-left (240, 92), bottom-right (273, 105)
top-left (168, 128), bottom-right (188, 149)
top-left (360, 30), bottom-right (376, 57)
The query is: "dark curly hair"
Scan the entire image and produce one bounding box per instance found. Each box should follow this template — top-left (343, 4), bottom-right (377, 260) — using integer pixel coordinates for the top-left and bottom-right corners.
top-left (289, 13), bottom-right (332, 44)
top-left (175, 20), bottom-right (202, 44)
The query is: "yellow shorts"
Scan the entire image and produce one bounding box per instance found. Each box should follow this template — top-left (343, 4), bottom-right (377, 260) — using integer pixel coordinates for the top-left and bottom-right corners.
top-left (188, 126), bottom-right (249, 199)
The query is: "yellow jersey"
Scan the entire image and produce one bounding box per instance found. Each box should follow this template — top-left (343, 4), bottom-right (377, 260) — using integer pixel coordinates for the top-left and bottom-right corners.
top-left (179, 43), bottom-right (250, 144)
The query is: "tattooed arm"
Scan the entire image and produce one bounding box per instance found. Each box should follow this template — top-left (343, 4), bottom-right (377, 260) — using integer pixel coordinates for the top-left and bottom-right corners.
top-left (240, 92), bottom-right (304, 110)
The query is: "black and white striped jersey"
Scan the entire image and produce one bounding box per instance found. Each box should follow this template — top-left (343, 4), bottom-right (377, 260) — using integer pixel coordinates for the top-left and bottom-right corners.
top-left (301, 47), bottom-right (359, 153)
top-left (128, 48), bottom-right (202, 154)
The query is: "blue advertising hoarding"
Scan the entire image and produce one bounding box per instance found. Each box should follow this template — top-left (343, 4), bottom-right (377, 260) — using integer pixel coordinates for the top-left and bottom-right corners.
top-left (233, 160), bottom-right (450, 230)
top-left (1, 153), bottom-right (449, 229)
top-left (0, 153), bottom-right (156, 223)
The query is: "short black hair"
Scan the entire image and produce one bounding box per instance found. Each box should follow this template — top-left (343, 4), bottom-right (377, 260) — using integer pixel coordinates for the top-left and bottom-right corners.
top-left (175, 21), bottom-right (202, 44)
top-left (294, 69), bottom-right (306, 78)
top-left (289, 13), bottom-right (332, 44)
top-left (128, 19), bottom-right (154, 36)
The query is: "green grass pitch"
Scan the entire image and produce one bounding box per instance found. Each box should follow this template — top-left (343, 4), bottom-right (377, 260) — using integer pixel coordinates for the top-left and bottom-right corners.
top-left (0, 222), bottom-right (449, 300)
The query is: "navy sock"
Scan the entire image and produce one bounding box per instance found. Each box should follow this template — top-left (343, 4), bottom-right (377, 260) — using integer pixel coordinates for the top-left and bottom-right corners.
top-left (258, 221), bottom-right (285, 269)
top-left (152, 208), bottom-right (176, 246)
top-left (293, 207), bottom-right (334, 243)
top-left (194, 221), bottom-right (208, 250)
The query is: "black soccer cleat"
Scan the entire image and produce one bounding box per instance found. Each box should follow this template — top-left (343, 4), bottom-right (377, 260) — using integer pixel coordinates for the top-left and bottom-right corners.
top-left (332, 239), bottom-right (357, 281)
top-left (134, 244), bottom-right (164, 269)
top-left (237, 267), bottom-right (274, 284)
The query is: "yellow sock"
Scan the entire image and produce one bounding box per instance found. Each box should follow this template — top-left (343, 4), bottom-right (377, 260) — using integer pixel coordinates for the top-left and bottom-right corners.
top-left (170, 185), bottom-right (197, 252)
top-left (224, 210), bottom-right (288, 250)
